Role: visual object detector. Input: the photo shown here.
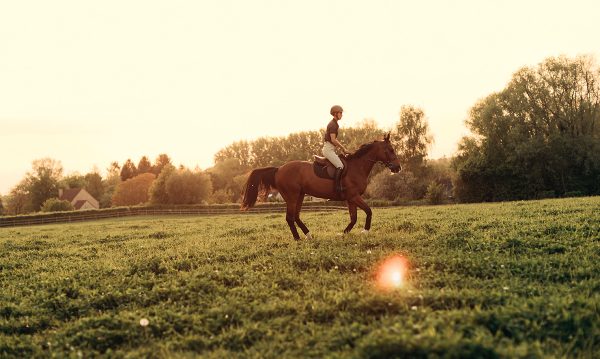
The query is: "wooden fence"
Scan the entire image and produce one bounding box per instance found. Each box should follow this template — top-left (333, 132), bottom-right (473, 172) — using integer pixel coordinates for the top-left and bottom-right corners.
top-left (0, 205), bottom-right (350, 228)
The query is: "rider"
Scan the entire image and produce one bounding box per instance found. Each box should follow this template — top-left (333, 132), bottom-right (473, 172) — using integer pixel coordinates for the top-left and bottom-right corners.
top-left (323, 105), bottom-right (350, 196)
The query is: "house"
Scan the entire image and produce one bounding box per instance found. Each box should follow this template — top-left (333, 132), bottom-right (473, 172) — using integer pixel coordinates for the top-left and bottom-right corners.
top-left (58, 188), bottom-right (100, 210)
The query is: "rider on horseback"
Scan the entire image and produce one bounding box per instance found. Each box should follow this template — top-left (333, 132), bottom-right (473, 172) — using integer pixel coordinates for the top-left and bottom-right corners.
top-left (322, 105), bottom-right (350, 196)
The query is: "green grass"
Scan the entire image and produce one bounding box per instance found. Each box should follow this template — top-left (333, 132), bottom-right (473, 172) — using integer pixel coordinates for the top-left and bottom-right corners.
top-left (1, 197), bottom-right (599, 358)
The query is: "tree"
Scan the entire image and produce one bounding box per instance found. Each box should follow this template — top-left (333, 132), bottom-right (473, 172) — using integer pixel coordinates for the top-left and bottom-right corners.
top-left (367, 170), bottom-right (417, 201)
top-left (120, 159), bottom-right (137, 181)
top-left (210, 189), bottom-right (233, 204)
top-left (214, 140), bottom-right (252, 167)
top-left (100, 162), bottom-right (121, 208)
top-left (165, 169), bottom-right (212, 205)
top-left (26, 158), bottom-right (63, 212)
top-left (149, 164), bottom-right (176, 204)
top-left (60, 174), bottom-right (87, 189)
top-left (392, 106), bottom-right (433, 174)
top-left (137, 156), bottom-right (152, 174)
top-left (230, 174), bottom-right (249, 202)
top-left (112, 173), bottom-right (155, 206)
top-left (5, 180), bottom-right (31, 215)
top-left (339, 119), bottom-right (385, 152)
top-left (453, 55), bottom-right (600, 202)
top-left (41, 198), bottom-right (74, 212)
top-left (152, 154), bottom-right (172, 175)
top-left (0, 196), bottom-right (4, 215)
top-left (206, 158), bottom-right (248, 193)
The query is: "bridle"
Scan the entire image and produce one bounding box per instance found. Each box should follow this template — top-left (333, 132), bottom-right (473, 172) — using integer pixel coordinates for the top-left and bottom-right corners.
top-left (365, 149), bottom-right (398, 170)
top-left (366, 157), bottom-right (396, 168)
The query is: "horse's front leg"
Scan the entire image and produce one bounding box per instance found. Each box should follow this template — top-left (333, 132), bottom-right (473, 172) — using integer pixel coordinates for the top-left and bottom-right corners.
top-left (344, 202), bottom-right (357, 233)
top-left (351, 195), bottom-right (372, 233)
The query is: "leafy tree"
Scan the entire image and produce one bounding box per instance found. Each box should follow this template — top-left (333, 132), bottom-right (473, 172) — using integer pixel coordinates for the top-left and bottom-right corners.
top-left (84, 172), bottom-right (104, 200)
top-left (214, 140), bottom-right (252, 167)
top-left (41, 198), bottom-right (74, 212)
top-left (210, 189), bottom-right (233, 204)
top-left (0, 196), bottom-right (4, 215)
top-left (367, 170), bottom-right (418, 201)
top-left (206, 158), bottom-right (248, 193)
top-left (149, 164), bottom-right (176, 204)
top-left (112, 173), bottom-right (155, 206)
top-left (120, 159), bottom-right (137, 181)
top-left (152, 154), bottom-right (172, 175)
top-left (5, 180), bottom-right (32, 215)
top-left (251, 137), bottom-right (279, 167)
top-left (165, 169), bottom-right (212, 205)
top-left (137, 156), bottom-right (152, 174)
top-left (26, 158), bottom-right (63, 212)
top-left (392, 106), bottom-right (433, 174)
top-left (339, 119), bottom-right (385, 152)
top-left (60, 174), bottom-right (87, 189)
top-left (100, 162), bottom-right (121, 208)
top-left (453, 55), bottom-right (600, 202)
top-left (230, 174), bottom-right (249, 202)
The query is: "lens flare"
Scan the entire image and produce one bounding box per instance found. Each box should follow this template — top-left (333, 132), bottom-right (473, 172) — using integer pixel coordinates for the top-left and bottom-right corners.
top-left (376, 255), bottom-right (409, 289)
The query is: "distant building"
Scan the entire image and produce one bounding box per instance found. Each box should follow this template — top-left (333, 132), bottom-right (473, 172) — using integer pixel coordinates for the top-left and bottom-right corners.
top-left (267, 191), bottom-right (284, 202)
top-left (58, 188), bottom-right (100, 210)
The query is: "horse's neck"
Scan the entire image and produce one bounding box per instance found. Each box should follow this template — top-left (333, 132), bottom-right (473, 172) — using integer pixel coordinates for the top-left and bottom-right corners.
top-left (347, 153), bottom-right (376, 177)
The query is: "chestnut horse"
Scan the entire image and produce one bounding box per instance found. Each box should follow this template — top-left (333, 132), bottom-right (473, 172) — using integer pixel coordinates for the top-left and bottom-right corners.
top-left (241, 133), bottom-right (401, 240)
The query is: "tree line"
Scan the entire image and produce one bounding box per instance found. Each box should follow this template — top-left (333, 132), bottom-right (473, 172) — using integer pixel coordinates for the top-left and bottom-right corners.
top-left (0, 112), bottom-right (441, 215)
top-left (1, 54), bottom-right (598, 216)
top-left (453, 55), bottom-right (600, 201)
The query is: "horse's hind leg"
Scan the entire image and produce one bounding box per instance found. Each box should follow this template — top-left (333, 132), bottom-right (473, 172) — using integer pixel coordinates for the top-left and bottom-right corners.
top-left (294, 192), bottom-right (311, 239)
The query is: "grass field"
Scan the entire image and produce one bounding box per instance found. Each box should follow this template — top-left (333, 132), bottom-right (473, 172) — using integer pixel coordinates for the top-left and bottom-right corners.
top-left (1, 197), bottom-right (599, 358)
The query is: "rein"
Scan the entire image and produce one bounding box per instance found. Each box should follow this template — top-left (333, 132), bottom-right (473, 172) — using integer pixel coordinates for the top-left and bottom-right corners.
top-left (365, 155), bottom-right (394, 168)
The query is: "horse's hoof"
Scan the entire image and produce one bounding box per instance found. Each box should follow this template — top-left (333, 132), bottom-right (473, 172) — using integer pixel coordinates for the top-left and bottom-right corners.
top-left (361, 229), bottom-right (370, 235)
top-left (306, 233), bottom-right (313, 240)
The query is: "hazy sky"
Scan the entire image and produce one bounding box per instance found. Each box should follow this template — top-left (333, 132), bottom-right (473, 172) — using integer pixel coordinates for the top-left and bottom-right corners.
top-left (1, 0), bottom-right (599, 195)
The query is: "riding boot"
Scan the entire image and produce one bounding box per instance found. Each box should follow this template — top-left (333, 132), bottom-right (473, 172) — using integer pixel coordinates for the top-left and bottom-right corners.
top-left (334, 167), bottom-right (345, 198)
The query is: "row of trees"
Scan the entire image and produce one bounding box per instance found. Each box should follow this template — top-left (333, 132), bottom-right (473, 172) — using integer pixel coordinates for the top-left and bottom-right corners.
top-left (1, 111), bottom-right (444, 215)
top-left (211, 109), bottom-right (450, 204)
top-left (453, 55), bottom-right (600, 201)
top-left (1, 154), bottom-right (178, 215)
top-left (3, 54), bottom-right (596, 215)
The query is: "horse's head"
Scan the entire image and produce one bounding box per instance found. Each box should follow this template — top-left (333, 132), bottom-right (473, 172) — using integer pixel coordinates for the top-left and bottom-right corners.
top-left (374, 133), bottom-right (401, 173)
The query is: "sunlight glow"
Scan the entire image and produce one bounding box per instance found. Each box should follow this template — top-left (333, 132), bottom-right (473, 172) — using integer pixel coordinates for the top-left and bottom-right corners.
top-left (376, 255), bottom-right (409, 289)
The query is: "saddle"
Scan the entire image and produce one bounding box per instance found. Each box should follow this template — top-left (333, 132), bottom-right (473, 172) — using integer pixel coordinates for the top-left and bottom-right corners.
top-left (312, 156), bottom-right (348, 180)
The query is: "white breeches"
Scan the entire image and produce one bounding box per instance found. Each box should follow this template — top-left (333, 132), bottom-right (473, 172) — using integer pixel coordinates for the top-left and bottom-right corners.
top-left (322, 142), bottom-right (344, 169)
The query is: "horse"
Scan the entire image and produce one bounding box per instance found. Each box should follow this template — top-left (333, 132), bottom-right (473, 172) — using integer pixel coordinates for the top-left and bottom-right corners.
top-left (240, 133), bottom-right (401, 240)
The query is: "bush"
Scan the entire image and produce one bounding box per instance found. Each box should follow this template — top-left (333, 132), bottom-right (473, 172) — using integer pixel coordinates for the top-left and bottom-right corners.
top-left (425, 181), bottom-right (445, 205)
top-left (41, 198), bottom-right (74, 212)
top-left (367, 170), bottom-right (417, 201)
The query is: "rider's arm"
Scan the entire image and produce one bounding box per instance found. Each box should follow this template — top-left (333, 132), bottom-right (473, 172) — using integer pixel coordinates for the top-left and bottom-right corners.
top-left (330, 133), bottom-right (349, 154)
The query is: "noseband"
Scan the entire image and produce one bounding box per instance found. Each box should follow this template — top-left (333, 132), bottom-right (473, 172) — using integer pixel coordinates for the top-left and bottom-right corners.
top-left (366, 157), bottom-right (396, 169)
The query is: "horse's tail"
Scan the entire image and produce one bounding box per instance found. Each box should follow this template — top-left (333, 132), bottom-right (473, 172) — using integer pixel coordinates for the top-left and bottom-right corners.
top-left (241, 167), bottom-right (278, 210)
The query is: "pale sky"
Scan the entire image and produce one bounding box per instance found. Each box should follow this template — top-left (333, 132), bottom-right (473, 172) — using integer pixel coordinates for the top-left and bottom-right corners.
top-left (1, 0), bottom-right (599, 195)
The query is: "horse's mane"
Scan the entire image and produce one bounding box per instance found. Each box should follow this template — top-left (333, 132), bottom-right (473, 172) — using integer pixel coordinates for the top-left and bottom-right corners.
top-left (344, 141), bottom-right (377, 160)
